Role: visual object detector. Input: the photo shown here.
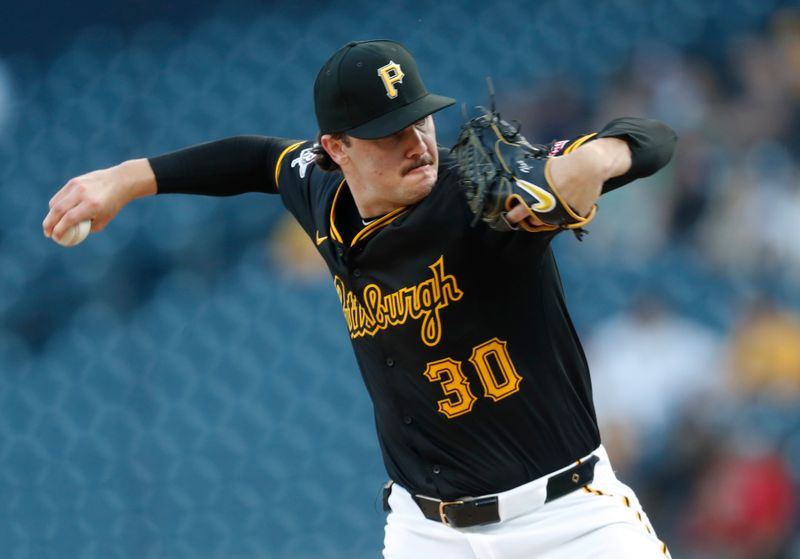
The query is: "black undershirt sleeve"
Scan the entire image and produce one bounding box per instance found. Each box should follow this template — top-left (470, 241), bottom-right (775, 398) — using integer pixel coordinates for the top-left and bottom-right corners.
top-left (596, 117), bottom-right (678, 194)
top-left (149, 135), bottom-right (291, 196)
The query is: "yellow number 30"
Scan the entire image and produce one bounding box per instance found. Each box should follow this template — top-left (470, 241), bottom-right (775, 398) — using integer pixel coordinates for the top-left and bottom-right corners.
top-left (423, 338), bottom-right (523, 419)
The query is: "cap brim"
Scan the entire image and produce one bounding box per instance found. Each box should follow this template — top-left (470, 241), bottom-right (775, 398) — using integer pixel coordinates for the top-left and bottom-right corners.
top-left (347, 93), bottom-right (456, 139)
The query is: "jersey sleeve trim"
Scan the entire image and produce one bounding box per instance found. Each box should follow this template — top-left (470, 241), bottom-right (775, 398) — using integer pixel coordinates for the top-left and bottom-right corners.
top-left (562, 133), bottom-right (597, 155)
top-left (274, 141), bottom-right (306, 191)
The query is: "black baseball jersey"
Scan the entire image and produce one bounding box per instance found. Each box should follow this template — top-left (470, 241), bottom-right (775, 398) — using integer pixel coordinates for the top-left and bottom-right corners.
top-left (150, 118), bottom-right (676, 500)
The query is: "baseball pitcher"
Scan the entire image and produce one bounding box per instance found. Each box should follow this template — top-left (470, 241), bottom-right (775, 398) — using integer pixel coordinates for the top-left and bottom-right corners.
top-left (43, 40), bottom-right (677, 558)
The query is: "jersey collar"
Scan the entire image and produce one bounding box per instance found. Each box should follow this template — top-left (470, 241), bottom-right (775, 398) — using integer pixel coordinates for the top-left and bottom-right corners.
top-left (329, 180), bottom-right (410, 247)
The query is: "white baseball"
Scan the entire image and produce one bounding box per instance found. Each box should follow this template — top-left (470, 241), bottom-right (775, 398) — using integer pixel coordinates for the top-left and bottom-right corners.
top-left (53, 220), bottom-right (92, 247)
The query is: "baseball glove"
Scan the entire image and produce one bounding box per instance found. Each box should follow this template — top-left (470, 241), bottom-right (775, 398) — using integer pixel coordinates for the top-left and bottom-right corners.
top-left (451, 103), bottom-right (597, 237)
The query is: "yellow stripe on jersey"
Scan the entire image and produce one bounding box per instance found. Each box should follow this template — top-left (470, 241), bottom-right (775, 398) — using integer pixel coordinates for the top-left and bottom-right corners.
top-left (329, 179), bottom-right (347, 244)
top-left (274, 141), bottom-right (305, 190)
top-left (351, 207), bottom-right (409, 247)
top-left (328, 179), bottom-right (410, 247)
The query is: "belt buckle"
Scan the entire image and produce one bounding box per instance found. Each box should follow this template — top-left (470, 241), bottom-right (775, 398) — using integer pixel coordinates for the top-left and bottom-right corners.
top-left (438, 500), bottom-right (464, 526)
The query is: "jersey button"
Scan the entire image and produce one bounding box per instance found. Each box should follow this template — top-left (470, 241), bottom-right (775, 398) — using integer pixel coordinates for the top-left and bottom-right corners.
top-left (432, 465), bottom-right (441, 474)
top-left (353, 268), bottom-right (362, 277)
top-left (386, 357), bottom-right (394, 367)
top-left (336, 247), bottom-right (344, 256)
top-left (403, 416), bottom-right (412, 425)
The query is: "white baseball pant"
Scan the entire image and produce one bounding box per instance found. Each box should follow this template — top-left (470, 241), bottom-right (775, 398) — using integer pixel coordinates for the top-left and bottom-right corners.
top-left (383, 445), bottom-right (670, 559)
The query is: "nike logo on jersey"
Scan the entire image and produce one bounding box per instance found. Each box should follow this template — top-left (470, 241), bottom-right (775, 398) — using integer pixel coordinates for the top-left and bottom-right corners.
top-left (315, 231), bottom-right (329, 246)
top-left (334, 256), bottom-right (463, 347)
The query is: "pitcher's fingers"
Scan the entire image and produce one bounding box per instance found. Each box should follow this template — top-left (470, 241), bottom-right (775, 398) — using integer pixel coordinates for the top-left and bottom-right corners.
top-left (43, 188), bottom-right (82, 237)
top-left (48, 178), bottom-right (80, 209)
top-left (42, 206), bottom-right (67, 238)
top-left (51, 203), bottom-right (94, 241)
top-left (505, 204), bottom-right (531, 225)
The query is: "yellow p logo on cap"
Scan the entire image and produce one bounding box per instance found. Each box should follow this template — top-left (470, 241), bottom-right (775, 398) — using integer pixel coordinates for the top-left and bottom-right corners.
top-left (377, 61), bottom-right (404, 99)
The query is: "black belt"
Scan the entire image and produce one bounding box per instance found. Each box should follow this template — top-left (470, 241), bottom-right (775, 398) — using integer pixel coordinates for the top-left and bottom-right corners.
top-left (393, 455), bottom-right (600, 529)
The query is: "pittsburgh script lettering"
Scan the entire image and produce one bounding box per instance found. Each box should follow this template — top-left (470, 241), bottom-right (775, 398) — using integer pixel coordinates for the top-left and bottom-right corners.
top-left (334, 256), bottom-right (463, 347)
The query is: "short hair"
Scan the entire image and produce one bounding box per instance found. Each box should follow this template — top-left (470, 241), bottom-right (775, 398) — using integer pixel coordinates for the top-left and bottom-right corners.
top-left (312, 132), bottom-right (351, 172)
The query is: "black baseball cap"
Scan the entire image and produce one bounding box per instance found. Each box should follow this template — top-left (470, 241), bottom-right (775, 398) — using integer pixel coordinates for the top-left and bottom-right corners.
top-left (314, 40), bottom-right (455, 139)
